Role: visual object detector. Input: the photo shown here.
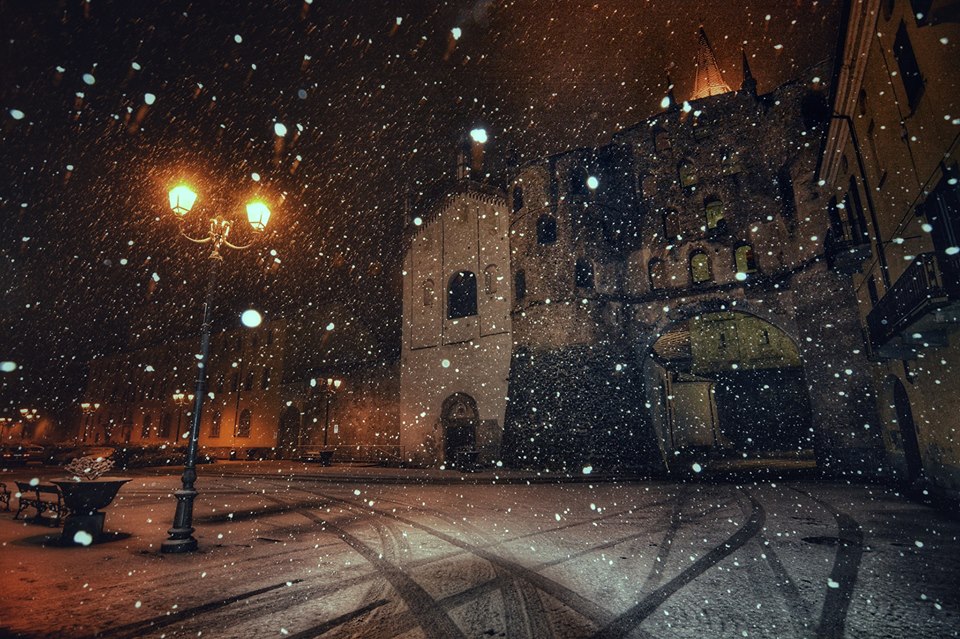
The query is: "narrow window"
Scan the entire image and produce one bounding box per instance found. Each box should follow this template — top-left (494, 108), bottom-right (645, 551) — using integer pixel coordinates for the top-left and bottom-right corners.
top-left (231, 372), bottom-right (239, 392)
top-left (679, 161), bottom-right (698, 188)
top-left (422, 280), bottom-right (435, 307)
top-left (447, 271), bottom-right (478, 319)
top-left (159, 412), bottom-right (173, 439)
top-left (691, 251), bottom-right (712, 284)
top-left (244, 371), bottom-right (254, 391)
top-left (735, 244), bottom-right (758, 275)
top-left (261, 366), bottom-right (271, 390)
top-left (484, 265), bottom-right (499, 294)
top-left (894, 21), bottom-right (924, 111)
top-left (575, 259), bottom-right (595, 289)
top-left (210, 411), bottom-right (222, 438)
top-left (237, 409), bottom-right (252, 438)
top-left (663, 208), bottom-right (680, 239)
top-left (515, 270), bottom-right (527, 301)
top-left (648, 259), bottom-right (665, 290)
top-left (537, 215), bottom-right (557, 244)
top-left (512, 186), bottom-right (524, 212)
top-left (141, 414), bottom-right (152, 439)
top-left (216, 375), bottom-right (225, 394)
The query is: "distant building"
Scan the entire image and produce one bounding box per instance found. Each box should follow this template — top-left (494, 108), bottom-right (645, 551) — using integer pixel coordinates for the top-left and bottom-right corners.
top-left (818, 0), bottom-right (960, 499)
top-left (80, 310), bottom-right (400, 461)
top-left (400, 27), bottom-right (885, 472)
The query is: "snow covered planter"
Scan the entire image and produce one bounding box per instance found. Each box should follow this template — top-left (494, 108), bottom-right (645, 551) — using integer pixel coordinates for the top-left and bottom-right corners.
top-left (52, 455), bottom-right (130, 546)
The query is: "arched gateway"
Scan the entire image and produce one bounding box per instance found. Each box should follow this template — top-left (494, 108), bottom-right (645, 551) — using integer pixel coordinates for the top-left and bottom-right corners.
top-left (441, 393), bottom-right (479, 467)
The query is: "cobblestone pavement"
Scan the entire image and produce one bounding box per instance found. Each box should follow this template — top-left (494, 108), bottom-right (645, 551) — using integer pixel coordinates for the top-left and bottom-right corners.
top-left (1, 474), bottom-right (957, 638)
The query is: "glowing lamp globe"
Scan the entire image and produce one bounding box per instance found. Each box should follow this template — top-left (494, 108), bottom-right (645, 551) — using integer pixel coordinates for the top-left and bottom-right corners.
top-left (246, 201), bottom-right (271, 232)
top-left (169, 185), bottom-right (197, 217)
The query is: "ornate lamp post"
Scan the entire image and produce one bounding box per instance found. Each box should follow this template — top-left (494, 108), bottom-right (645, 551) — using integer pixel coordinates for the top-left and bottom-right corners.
top-left (172, 391), bottom-right (194, 442)
top-left (161, 183), bottom-right (272, 554)
top-left (318, 377), bottom-right (342, 447)
top-left (79, 402), bottom-right (101, 443)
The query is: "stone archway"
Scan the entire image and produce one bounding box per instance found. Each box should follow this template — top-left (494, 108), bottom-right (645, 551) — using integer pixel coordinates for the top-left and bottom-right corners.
top-left (891, 377), bottom-right (923, 481)
top-left (276, 406), bottom-right (302, 459)
top-left (644, 310), bottom-right (813, 464)
top-left (441, 393), bottom-right (478, 467)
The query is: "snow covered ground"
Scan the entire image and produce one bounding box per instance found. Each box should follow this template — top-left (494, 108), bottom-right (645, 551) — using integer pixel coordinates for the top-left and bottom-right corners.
top-left (1, 469), bottom-right (957, 638)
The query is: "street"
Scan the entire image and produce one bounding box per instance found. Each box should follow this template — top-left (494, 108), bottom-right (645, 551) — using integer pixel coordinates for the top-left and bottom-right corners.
top-left (1, 470), bottom-right (957, 638)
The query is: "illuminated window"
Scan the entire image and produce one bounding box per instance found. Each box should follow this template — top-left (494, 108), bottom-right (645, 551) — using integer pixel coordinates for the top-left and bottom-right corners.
top-left (447, 271), bottom-right (477, 319)
top-left (705, 199), bottom-right (725, 231)
top-left (679, 161), bottom-right (698, 187)
top-left (537, 214), bottom-right (557, 244)
top-left (735, 244), bottom-right (758, 274)
top-left (237, 409), bottom-right (252, 438)
top-left (691, 251), bottom-right (712, 284)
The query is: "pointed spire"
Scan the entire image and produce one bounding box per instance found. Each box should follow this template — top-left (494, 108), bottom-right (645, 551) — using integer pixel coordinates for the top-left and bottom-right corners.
top-left (691, 27), bottom-right (731, 101)
top-left (740, 50), bottom-right (757, 95)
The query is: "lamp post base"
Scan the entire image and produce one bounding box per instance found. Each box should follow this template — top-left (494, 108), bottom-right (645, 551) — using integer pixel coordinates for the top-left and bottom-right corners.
top-left (161, 534), bottom-right (198, 553)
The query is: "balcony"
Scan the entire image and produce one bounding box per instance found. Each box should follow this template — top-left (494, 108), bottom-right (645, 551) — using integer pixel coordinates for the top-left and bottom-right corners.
top-left (824, 227), bottom-right (871, 275)
top-left (866, 251), bottom-right (960, 359)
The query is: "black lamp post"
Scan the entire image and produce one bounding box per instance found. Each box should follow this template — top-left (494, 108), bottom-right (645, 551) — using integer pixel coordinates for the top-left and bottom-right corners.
top-left (79, 402), bottom-right (100, 443)
top-left (161, 184), bottom-right (272, 554)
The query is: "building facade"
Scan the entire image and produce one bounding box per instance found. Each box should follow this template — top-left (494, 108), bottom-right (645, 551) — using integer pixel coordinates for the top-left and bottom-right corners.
top-left (819, 0), bottom-right (960, 498)
top-left (400, 30), bottom-right (886, 472)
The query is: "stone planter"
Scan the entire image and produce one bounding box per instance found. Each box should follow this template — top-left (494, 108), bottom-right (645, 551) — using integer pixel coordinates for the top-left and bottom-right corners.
top-left (51, 477), bottom-right (130, 545)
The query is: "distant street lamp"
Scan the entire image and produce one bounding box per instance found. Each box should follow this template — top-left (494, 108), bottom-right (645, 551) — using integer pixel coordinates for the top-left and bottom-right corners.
top-left (172, 391), bottom-right (194, 442)
top-left (161, 183), bottom-right (272, 554)
top-left (79, 402), bottom-right (101, 443)
top-left (18, 408), bottom-right (39, 442)
top-left (318, 378), bottom-right (342, 448)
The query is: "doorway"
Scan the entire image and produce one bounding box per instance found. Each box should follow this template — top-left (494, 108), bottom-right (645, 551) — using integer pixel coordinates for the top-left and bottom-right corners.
top-left (441, 393), bottom-right (478, 467)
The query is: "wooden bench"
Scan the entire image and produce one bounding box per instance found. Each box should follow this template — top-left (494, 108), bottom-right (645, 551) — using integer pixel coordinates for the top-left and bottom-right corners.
top-left (0, 482), bottom-right (9, 511)
top-left (14, 481), bottom-right (67, 525)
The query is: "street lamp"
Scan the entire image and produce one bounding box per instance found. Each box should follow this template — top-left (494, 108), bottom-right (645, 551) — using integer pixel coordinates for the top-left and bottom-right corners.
top-left (161, 183), bottom-right (272, 554)
top-left (79, 402), bottom-right (101, 443)
top-left (18, 408), bottom-right (39, 442)
top-left (172, 391), bottom-right (194, 442)
top-left (317, 377), bottom-right (342, 448)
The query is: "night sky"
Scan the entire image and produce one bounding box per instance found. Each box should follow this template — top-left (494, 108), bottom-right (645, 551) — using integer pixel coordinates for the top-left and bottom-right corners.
top-left (1, 0), bottom-right (842, 414)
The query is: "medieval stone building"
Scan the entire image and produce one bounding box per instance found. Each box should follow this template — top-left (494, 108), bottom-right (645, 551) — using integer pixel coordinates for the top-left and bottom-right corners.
top-left (401, 29), bottom-right (885, 473)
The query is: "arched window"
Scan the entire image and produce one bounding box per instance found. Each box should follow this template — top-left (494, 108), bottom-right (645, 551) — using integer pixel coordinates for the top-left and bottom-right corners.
top-left (484, 264), bottom-right (499, 294)
top-left (537, 214), bottom-right (557, 245)
top-left (422, 280), bottom-right (434, 307)
top-left (447, 271), bottom-right (478, 319)
top-left (575, 259), bottom-right (594, 289)
top-left (648, 259), bottom-right (665, 290)
top-left (691, 251), bottom-right (712, 284)
top-left (237, 409), bottom-right (252, 438)
top-left (512, 185), bottom-right (524, 212)
top-left (735, 244), bottom-right (758, 275)
top-left (705, 199), bottom-right (725, 231)
top-left (679, 161), bottom-right (698, 187)
top-left (515, 270), bottom-right (527, 301)
top-left (141, 414), bottom-right (152, 439)
top-left (210, 410), bottom-right (222, 438)
top-left (159, 412), bottom-right (173, 439)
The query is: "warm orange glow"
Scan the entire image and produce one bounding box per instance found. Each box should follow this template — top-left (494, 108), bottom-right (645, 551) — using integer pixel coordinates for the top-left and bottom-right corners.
top-left (246, 200), bottom-right (271, 232)
top-left (169, 184), bottom-right (198, 216)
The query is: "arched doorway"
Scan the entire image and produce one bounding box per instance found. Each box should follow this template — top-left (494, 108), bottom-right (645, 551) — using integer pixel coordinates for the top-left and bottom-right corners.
top-left (441, 393), bottom-right (478, 467)
top-left (276, 406), bottom-right (302, 459)
top-left (892, 378), bottom-right (923, 481)
top-left (647, 311), bottom-right (813, 462)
